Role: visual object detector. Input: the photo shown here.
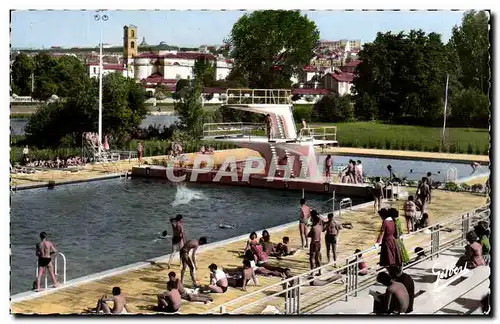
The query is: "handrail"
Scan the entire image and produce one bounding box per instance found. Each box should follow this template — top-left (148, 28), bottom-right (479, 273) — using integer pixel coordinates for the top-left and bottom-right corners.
top-left (202, 122), bottom-right (265, 138)
top-left (299, 126), bottom-right (337, 142)
top-left (35, 252), bottom-right (67, 290)
top-left (207, 203), bottom-right (489, 314)
top-left (224, 89), bottom-right (292, 105)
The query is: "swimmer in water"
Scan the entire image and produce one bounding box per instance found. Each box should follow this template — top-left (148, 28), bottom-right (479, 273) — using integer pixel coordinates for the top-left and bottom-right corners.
top-left (219, 223), bottom-right (235, 229)
top-left (152, 230), bottom-right (171, 242)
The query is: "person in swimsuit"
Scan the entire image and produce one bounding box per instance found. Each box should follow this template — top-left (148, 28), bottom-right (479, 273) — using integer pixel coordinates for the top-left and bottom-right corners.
top-left (167, 271), bottom-right (213, 304)
top-left (157, 282), bottom-right (181, 313)
top-left (206, 263), bottom-right (229, 293)
top-left (324, 155), bottom-right (332, 181)
top-left (403, 196), bottom-right (417, 234)
top-left (356, 160), bottom-right (364, 183)
top-left (35, 232), bottom-right (59, 291)
top-left (266, 114), bottom-right (273, 141)
top-left (323, 213), bottom-right (341, 266)
top-left (272, 236), bottom-right (296, 258)
top-left (299, 198), bottom-right (311, 248)
top-left (259, 230), bottom-right (276, 255)
top-left (167, 215), bottom-right (186, 269)
top-left (373, 272), bottom-right (409, 314)
top-left (416, 177), bottom-right (430, 217)
top-left (96, 287), bottom-right (131, 314)
top-left (308, 210), bottom-right (323, 276)
top-left (137, 141), bottom-right (144, 165)
top-left (425, 172), bottom-right (433, 203)
top-left (245, 232), bottom-right (259, 251)
top-left (180, 237), bottom-right (207, 286)
top-left (225, 259), bottom-right (259, 291)
top-left (372, 177), bottom-right (384, 213)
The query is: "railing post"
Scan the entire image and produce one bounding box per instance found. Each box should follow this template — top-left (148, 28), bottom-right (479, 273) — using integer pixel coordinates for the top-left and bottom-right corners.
top-left (344, 259), bottom-right (350, 302)
top-left (296, 278), bottom-right (301, 314)
top-left (354, 262), bottom-right (359, 297)
top-left (220, 306), bottom-right (225, 314)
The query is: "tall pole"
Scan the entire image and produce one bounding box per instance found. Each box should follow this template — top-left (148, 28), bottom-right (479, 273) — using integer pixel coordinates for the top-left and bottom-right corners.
top-left (31, 73), bottom-right (34, 96)
top-left (98, 26), bottom-right (103, 156)
top-left (95, 12), bottom-right (108, 156)
top-left (442, 74), bottom-right (449, 150)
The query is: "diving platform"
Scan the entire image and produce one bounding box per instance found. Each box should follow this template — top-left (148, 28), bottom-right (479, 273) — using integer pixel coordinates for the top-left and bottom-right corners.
top-left (202, 89), bottom-right (338, 179)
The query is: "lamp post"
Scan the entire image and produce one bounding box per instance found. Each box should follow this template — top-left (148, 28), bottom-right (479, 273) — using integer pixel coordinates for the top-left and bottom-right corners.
top-left (94, 12), bottom-right (109, 156)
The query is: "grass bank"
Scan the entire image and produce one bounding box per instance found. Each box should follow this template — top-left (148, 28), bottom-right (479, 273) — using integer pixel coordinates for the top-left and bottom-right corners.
top-left (311, 121), bottom-right (489, 155)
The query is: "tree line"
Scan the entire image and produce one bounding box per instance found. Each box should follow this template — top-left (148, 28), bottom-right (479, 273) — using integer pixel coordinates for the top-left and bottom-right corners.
top-left (10, 10), bottom-right (490, 151)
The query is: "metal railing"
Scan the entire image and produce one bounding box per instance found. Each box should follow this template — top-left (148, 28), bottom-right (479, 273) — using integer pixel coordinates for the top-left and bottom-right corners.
top-left (299, 126), bottom-right (337, 142)
top-left (35, 252), bottom-right (67, 290)
top-left (202, 122), bottom-right (265, 139)
top-left (206, 204), bottom-right (490, 314)
top-left (446, 167), bottom-right (458, 182)
top-left (223, 89), bottom-right (292, 105)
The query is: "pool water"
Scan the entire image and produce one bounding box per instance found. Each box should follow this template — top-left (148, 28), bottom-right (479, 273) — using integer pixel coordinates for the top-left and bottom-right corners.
top-left (10, 178), bottom-right (363, 295)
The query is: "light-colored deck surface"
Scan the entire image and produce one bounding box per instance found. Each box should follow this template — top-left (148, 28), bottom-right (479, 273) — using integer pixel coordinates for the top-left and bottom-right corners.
top-left (320, 147), bottom-right (489, 164)
top-left (10, 149), bottom-right (262, 187)
top-left (10, 190), bottom-right (486, 314)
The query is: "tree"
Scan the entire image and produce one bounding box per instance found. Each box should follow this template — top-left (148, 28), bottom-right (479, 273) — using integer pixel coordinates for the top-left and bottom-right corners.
top-left (11, 53), bottom-right (34, 96)
top-left (449, 88), bottom-right (489, 127)
top-left (193, 57), bottom-right (216, 86)
top-left (352, 30), bottom-right (450, 123)
top-left (173, 79), bottom-right (190, 99)
top-left (448, 10), bottom-right (490, 95)
top-left (314, 93), bottom-right (354, 122)
top-left (25, 72), bottom-right (147, 148)
top-left (229, 10), bottom-right (319, 88)
top-left (174, 79), bottom-right (204, 137)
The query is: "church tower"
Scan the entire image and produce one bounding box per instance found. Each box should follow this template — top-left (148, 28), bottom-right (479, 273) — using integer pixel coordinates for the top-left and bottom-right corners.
top-left (123, 25), bottom-right (138, 77)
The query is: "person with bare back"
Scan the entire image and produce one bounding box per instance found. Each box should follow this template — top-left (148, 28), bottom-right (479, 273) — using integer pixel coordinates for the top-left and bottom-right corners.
top-left (323, 213), bottom-right (341, 266)
top-left (167, 271), bottom-right (213, 304)
top-left (266, 114), bottom-right (273, 141)
top-left (168, 214), bottom-right (186, 269)
top-left (96, 286), bottom-right (131, 314)
top-left (299, 198), bottom-right (311, 248)
top-left (308, 210), bottom-right (323, 276)
top-left (416, 177), bottom-right (430, 216)
top-left (180, 237), bottom-right (207, 286)
top-left (35, 232), bottom-right (59, 291)
top-left (137, 141), bottom-right (144, 165)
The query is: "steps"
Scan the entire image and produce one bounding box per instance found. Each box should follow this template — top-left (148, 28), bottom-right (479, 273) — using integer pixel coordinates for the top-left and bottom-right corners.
top-left (283, 148), bottom-right (295, 178)
top-left (276, 115), bottom-right (285, 139)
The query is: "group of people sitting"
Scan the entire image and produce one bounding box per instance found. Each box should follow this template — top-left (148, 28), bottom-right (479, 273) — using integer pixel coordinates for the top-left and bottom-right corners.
top-left (198, 145), bottom-right (215, 155)
top-left (12, 156), bottom-right (90, 173)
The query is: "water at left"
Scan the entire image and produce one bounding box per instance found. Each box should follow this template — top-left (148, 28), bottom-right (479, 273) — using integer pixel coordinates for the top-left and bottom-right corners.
top-left (10, 178), bottom-right (354, 295)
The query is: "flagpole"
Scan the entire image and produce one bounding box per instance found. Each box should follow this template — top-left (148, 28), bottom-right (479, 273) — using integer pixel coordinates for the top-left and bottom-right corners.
top-left (441, 74), bottom-right (449, 151)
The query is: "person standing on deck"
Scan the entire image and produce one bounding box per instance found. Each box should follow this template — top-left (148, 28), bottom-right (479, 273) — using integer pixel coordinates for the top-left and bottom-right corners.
top-left (299, 198), bottom-right (311, 248)
top-left (180, 237), bottom-right (207, 286)
top-left (167, 215), bottom-right (186, 269)
top-left (35, 232), bottom-right (59, 291)
top-left (308, 210), bottom-right (323, 276)
top-left (324, 155), bottom-right (332, 182)
top-left (425, 172), bottom-right (433, 203)
top-left (403, 196), bottom-right (417, 234)
top-left (22, 145), bottom-right (29, 165)
top-left (390, 208), bottom-right (410, 265)
top-left (372, 177), bottom-right (385, 213)
top-left (265, 114), bottom-right (273, 141)
top-left (323, 213), bottom-right (341, 266)
top-left (355, 160), bottom-right (364, 183)
top-left (301, 119), bottom-right (308, 137)
top-left (416, 177), bottom-right (430, 217)
top-left (137, 141), bottom-right (144, 165)
top-left (375, 209), bottom-right (402, 267)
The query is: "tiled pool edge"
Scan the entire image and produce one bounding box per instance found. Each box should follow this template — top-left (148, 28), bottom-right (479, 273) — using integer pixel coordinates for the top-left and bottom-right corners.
top-left (11, 173), bottom-right (130, 191)
top-left (10, 199), bottom-right (377, 304)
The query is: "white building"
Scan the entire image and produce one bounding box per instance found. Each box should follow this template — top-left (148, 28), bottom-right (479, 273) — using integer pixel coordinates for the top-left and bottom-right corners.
top-left (133, 51), bottom-right (233, 83)
top-left (324, 71), bottom-right (354, 96)
top-left (87, 63), bottom-right (127, 78)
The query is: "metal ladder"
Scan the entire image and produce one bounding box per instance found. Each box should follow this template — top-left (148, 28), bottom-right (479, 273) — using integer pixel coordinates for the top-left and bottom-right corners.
top-left (35, 252), bottom-right (67, 290)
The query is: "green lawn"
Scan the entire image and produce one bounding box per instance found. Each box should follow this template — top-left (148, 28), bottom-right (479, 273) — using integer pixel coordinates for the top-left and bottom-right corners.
top-left (310, 121), bottom-right (489, 155)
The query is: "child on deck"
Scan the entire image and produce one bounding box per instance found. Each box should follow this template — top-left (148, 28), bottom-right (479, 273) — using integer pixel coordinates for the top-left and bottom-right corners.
top-left (404, 196), bottom-right (417, 234)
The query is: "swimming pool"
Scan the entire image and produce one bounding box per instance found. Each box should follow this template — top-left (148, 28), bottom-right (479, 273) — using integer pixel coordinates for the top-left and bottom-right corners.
top-left (327, 155), bottom-right (477, 182)
top-left (10, 178), bottom-right (364, 295)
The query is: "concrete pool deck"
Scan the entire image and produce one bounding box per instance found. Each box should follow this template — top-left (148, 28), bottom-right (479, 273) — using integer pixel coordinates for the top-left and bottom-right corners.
top-left (10, 190), bottom-right (486, 314)
top-left (321, 147), bottom-right (489, 164)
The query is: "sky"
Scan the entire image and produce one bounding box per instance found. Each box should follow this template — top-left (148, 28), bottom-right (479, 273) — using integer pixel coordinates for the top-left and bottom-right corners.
top-left (10, 10), bottom-right (466, 49)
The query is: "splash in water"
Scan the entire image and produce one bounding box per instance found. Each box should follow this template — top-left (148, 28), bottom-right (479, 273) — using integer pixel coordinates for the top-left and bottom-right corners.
top-left (171, 185), bottom-right (206, 207)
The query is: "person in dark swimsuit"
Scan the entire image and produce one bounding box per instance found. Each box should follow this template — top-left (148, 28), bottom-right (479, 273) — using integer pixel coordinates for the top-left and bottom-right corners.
top-left (167, 215), bottom-right (185, 269)
top-left (323, 213), bottom-right (341, 266)
top-left (35, 232), bottom-right (59, 291)
top-left (265, 114), bottom-right (273, 141)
